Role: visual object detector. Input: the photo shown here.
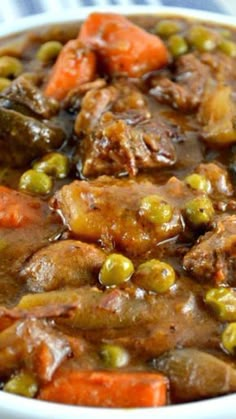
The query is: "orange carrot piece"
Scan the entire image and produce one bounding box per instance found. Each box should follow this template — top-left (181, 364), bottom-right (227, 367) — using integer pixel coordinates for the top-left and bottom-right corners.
top-left (39, 370), bottom-right (167, 407)
top-left (0, 186), bottom-right (42, 228)
top-left (79, 12), bottom-right (169, 77)
top-left (44, 39), bottom-right (96, 100)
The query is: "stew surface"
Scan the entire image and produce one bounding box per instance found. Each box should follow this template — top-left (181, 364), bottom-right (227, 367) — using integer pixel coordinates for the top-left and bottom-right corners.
top-left (0, 12), bottom-right (236, 408)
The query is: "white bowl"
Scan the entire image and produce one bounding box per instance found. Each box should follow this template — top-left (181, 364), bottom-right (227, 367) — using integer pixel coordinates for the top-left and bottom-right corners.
top-left (0, 5), bottom-right (235, 419)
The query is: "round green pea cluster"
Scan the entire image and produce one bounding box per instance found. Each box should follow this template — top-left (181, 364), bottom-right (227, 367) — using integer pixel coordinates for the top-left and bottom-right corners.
top-left (154, 18), bottom-right (236, 58)
top-left (19, 152), bottom-right (69, 195)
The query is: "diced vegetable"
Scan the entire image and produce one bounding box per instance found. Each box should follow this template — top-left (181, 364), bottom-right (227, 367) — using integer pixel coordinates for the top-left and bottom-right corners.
top-left (100, 344), bottom-right (129, 368)
top-left (39, 370), bottom-right (167, 407)
top-left (155, 20), bottom-right (181, 37)
top-left (184, 196), bottom-right (214, 227)
top-left (0, 56), bottom-right (23, 78)
top-left (168, 34), bottom-right (188, 57)
top-left (139, 195), bottom-right (173, 225)
top-left (4, 371), bottom-right (38, 398)
top-left (133, 259), bottom-right (175, 293)
top-left (0, 186), bottom-right (41, 228)
top-left (36, 41), bottom-right (63, 63)
top-left (19, 169), bottom-right (53, 195)
top-left (44, 39), bottom-right (96, 100)
top-left (205, 288), bottom-right (236, 321)
top-left (222, 323), bottom-right (236, 354)
top-left (185, 173), bottom-right (210, 193)
top-left (33, 152), bottom-right (69, 179)
top-left (79, 13), bottom-right (168, 77)
top-left (0, 77), bottom-right (11, 91)
top-left (199, 85), bottom-right (236, 145)
top-left (187, 25), bottom-right (218, 51)
top-left (99, 254), bottom-right (134, 286)
top-left (219, 40), bottom-right (236, 57)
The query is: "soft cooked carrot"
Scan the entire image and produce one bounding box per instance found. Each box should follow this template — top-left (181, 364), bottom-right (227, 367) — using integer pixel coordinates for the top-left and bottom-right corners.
top-left (79, 13), bottom-right (169, 77)
top-left (39, 370), bottom-right (167, 407)
top-left (44, 39), bottom-right (96, 100)
top-left (0, 186), bottom-right (42, 228)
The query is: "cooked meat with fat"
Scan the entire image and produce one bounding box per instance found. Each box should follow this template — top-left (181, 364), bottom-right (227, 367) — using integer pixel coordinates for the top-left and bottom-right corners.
top-left (183, 215), bottom-right (236, 285)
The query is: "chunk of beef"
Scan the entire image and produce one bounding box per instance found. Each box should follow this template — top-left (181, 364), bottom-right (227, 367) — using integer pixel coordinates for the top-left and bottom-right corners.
top-left (79, 112), bottom-right (177, 177)
top-left (21, 240), bottom-right (106, 292)
top-left (74, 80), bottom-right (176, 177)
top-left (75, 86), bottom-right (118, 134)
top-left (196, 162), bottom-right (233, 197)
top-left (0, 75), bottom-right (59, 118)
top-left (0, 319), bottom-right (71, 380)
top-left (0, 107), bottom-right (65, 166)
top-left (75, 80), bottom-right (150, 136)
top-left (53, 176), bottom-right (193, 256)
top-left (64, 78), bottom-right (107, 112)
top-left (154, 349), bottom-right (236, 402)
top-left (183, 215), bottom-right (236, 285)
top-left (150, 53), bottom-right (210, 111)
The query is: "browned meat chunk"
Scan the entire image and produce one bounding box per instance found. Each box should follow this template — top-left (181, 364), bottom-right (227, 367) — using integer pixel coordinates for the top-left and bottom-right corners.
top-left (75, 86), bottom-right (118, 134)
top-left (21, 240), bottom-right (106, 292)
top-left (150, 53), bottom-right (210, 111)
top-left (79, 113), bottom-right (177, 177)
top-left (196, 162), bottom-right (233, 197)
top-left (0, 75), bottom-right (59, 118)
top-left (53, 176), bottom-right (191, 256)
top-left (0, 319), bottom-right (70, 380)
top-left (183, 215), bottom-right (236, 285)
top-left (154, 349), bottom-right (236, 402)
top-left (74, 80), bottom-right (177, 176)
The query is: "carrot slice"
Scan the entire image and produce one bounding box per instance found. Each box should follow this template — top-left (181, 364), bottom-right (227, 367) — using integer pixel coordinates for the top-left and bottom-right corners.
top-left (39, 370), bottom-right (167, 407)
top-left (0, 186), bottom-right (42, 228)
top-left (44, 39), bottom-right (96, 100)
top-left (79, 12), bottom-right (169, 77)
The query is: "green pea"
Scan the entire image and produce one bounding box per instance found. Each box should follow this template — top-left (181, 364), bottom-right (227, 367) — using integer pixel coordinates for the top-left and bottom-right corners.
top-left (0, 77), bottom-right (11, 91)
top-left (155, 20), bottom-right (181, 37)
top-left (4, 371), bottom-right (38, 398)
top-left (185, 173), bottom-right (210, 193)
top-left (133, 259), bottom-right (175, 293)
top-left (139, 195), bottom-right (173, 225)
top-left (184, 196), bottom-right (214, 227)
top-left (19, 169), bottom-right (53, 195)
top-left (219, 40), bottom-right (236, 57)
top-left (36, 41), bottom-right (63, 63)
top-left (0, 56), bottom-right (23, 78)
top-left (168, 34), bottom-right (188, 57)
top-left (222, 323), bottom-right (236, 355)
top-left (33, 152), bottom-right (69, 179)
top-left (100, 344), bottom-right (129, 368)
top-left (219, 29), bottom-right (231, 39)
top-left (99, 253), bottom-right (134, 286)
top-left (205, 287), bottom-right (236, 322)
top-left (188, 25), bottom-right (217, 51)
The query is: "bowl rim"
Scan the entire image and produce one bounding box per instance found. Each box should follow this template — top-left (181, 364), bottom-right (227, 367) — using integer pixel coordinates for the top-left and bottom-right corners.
top-left (0, 5), bottom-right (236, 419)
